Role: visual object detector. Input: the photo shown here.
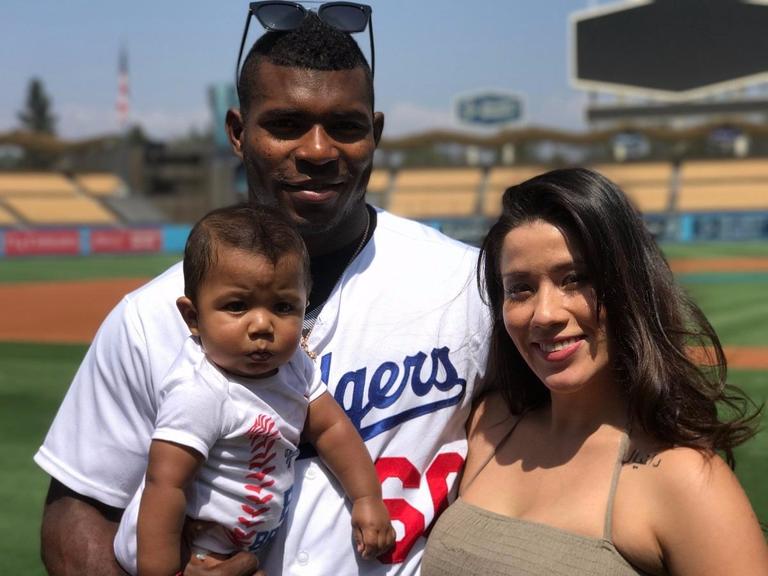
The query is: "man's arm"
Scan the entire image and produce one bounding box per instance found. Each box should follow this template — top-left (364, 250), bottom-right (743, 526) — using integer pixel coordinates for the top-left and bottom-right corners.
top-left (42, 476), bottom-right (266, 576)
top-left (41, 479), bottom-right (127, 576)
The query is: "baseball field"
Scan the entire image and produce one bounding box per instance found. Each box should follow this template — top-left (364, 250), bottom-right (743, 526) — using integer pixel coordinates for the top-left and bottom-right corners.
top-left (1, 245), bottom-right (766, 574)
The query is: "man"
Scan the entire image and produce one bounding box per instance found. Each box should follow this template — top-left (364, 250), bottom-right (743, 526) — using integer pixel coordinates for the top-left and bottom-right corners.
top-left (36, 13), bottom-right (489, 576)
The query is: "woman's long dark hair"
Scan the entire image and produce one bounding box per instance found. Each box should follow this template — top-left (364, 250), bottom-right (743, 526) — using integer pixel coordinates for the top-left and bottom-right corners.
top-left (479, 167), bottom-right (761, 466)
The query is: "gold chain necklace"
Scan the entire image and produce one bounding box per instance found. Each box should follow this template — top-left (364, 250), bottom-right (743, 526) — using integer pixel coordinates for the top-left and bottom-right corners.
top-left (300, 208), bottom-right (371, 360)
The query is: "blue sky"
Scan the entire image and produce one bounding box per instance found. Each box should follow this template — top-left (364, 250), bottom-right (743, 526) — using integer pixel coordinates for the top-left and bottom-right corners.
top-left (1, 0), bottom-right (596, 140)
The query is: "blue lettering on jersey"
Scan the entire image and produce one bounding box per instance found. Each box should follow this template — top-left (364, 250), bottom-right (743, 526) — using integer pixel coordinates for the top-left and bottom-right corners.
top-left (298, 346), bottom-right (466, 459)
top-left (334, 346), bottom-right (466, 435)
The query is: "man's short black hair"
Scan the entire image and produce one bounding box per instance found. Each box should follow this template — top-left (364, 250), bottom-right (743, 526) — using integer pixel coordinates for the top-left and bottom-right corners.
top-left (237, 11), bottom-right (374, 114)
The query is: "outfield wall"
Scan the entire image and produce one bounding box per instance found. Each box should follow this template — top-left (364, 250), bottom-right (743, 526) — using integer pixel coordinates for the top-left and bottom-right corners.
top-left (433, 211), bottom-right (768, 246)
top-left (0, 225), bottom-right (191, 257)
top-left (1, 211), bottom-right (767, 257)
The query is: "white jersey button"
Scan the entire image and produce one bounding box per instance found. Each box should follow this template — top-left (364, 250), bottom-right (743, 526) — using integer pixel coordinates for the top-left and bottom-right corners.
top-left (297, 551), bottom-right (309, 565)
top-left (305, 466), bottom-right (316, 479)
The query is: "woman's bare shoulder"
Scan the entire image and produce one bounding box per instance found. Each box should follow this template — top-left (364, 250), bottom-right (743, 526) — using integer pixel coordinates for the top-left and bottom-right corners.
top-left (468, 391), bottom-right (516, 439)
top-left (621, 444), bottom-right (768, 574)
top-left (461, 392), bottom-right (521, 493)
top-left (621, 442), bottom-right (732, 504)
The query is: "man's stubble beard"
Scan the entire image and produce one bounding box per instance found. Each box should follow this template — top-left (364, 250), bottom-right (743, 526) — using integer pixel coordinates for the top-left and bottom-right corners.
top-left (244, 155), bottom-right (370, 239)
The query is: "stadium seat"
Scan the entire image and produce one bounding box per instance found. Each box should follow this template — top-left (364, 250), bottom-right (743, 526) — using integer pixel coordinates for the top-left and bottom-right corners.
top-left (0, 204), bottom-right (18, 225)
top-left (4, 196), bottom-right (118, 225)
top-left (484, 166), bottom-right (547, 216)
top-left (74, 173), bottom-right (128, 197)
top-left (589, 163), bottom-right (672, 184)
top-left (678, 182), bottom-right (768, 212)
top-left (679, 160), bottom-right (768, 211)
top-left (588, 163), bottom-right (672, 213)
top-left (0, 173), bottom-right (78, 196)
top-left (388, 168), bottom-right (483, 218)
top-left (680, 159), bottom-right (768, 182)
top-left (366, 169), bottom-right (391, 208)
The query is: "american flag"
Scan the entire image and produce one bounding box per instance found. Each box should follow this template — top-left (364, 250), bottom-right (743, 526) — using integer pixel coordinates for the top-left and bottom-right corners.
top-left (116, 46), bottom-right (129, 129)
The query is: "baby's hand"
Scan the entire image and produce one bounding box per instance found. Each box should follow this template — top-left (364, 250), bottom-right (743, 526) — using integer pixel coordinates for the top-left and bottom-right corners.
top-left (351, 495), bottom-right (396, 559)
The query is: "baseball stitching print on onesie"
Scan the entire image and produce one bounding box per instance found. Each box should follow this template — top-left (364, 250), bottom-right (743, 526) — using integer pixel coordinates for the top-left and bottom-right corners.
top-left (110, 337), bottom-right (321, 574)
top-left (229, 414), bottom-right (280, 550)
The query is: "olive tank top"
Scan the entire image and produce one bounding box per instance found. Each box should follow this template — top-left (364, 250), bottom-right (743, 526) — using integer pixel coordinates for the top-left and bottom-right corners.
top-left (421, 431), bottom-right (648, 575)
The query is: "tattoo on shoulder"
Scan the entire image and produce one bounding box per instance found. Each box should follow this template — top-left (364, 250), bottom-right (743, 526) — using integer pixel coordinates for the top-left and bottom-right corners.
top-left (624, 448), bottom-right (662, 469)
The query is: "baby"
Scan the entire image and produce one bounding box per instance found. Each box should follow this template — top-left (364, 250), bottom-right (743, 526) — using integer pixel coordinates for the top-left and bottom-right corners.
top-left (113, 203), bottom-right (393, 575)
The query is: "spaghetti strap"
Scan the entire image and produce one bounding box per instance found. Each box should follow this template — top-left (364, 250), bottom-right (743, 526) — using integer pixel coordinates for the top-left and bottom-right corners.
top-left (602, 432), bottom-right (630, 541)
top-left (461, 415), bottom-right (525, 492)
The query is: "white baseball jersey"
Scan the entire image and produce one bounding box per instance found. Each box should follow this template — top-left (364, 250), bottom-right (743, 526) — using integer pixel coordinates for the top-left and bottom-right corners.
top-left (35, 208), bottom-right (490, 576)
top-left (113, 336), bottom-right (324, 575)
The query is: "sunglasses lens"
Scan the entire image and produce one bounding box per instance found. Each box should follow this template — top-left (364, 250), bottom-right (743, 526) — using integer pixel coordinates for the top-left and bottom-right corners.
top-left (318, 4), bottom-right (369, 33)
top-left (254, 3), bottom-right (306, 31)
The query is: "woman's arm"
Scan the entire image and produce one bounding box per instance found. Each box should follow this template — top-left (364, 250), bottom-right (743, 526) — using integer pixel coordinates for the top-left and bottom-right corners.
top-left (654, 449), bottom-right (768, 575)
top-left (137, 440), bottom-right (204, 576)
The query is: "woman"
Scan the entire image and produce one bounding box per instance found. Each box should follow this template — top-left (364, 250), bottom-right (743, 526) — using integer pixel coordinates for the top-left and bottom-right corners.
top-left (422, 167), bottom-right (767, 575)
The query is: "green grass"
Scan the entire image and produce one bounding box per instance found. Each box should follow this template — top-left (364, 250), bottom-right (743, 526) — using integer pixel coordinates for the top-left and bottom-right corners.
top-left (0, 248), bottom-right (766, 573)
top-left (731, 371), bottom-right (768, 521)
top-left (0, 342), bottom-right (88, 575)
top-left (0, 254), bottom-right (181, 283)
top-left (680, 281), bottom-right (768, 346)
top-left (676, 249), bottom-right (768, 518)
top-left (661, 241), bottom-right (768, 260)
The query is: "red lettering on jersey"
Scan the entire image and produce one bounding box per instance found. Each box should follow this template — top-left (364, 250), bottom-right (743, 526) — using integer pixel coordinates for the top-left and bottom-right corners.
top-left (375, 452), bottom-right (464, 564)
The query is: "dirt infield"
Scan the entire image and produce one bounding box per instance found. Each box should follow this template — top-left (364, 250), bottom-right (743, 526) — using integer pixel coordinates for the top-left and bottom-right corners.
top-left (0, 259), bottom-right (766, 368)
top-left (669, 257), bottom-right (768, 273)
top-left (717, 348), bottom-right (768, 370)
top-left (0, 278), bottom-right (145, 344)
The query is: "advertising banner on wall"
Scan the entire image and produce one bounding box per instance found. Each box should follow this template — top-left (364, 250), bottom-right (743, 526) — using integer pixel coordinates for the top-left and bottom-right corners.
top-left (4, 230), bottom-right (80, 256)
top-left (90, 229), bottom-right (162, 254)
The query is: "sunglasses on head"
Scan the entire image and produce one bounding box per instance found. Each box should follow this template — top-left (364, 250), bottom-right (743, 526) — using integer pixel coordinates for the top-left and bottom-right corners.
top-left (235, 1), bottom-right (375, 86)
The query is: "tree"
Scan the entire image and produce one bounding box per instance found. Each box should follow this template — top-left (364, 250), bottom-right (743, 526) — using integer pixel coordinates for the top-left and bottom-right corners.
top-left (17, 77), bottom-right (57, 135)
top-left (126, 123), bottom-right (149, 146)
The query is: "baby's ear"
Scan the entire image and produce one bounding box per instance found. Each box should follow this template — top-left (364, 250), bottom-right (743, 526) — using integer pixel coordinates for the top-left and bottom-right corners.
top-left (176, 296), bottom-right (200, 335)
